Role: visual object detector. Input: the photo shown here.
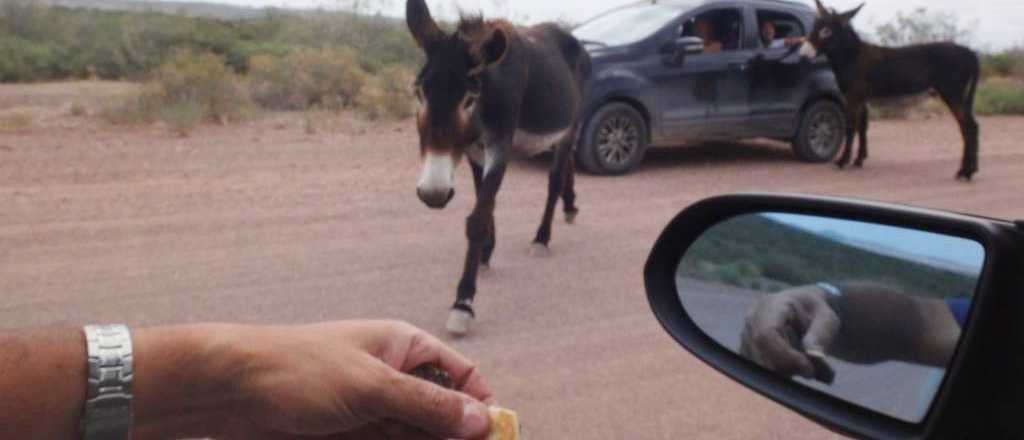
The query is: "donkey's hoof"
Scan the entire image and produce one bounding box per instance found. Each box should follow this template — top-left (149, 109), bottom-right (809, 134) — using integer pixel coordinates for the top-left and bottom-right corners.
top-left (530, 243), bottom-right (552, 257)
top-left (446, 309), bottom-right (474, 336)
top-left (956, 169), bottom-right (976, 182)
top-left (835, 162), bottom-right (849, 170)
top-left (479, 264), bottom-right (492, 277)
top-left (565, 210), bottom-right (579, 225)
top-left (853, 161), bottom-right (865, 168)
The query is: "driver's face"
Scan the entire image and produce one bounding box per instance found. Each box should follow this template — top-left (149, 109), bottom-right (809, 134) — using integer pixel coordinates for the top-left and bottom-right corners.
top-left (695, 19), bottom-right (713, 39)
top-left (761, 22), bottom-right (776, 41)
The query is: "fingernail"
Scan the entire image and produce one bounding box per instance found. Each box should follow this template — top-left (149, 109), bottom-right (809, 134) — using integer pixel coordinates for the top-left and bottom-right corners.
top-left (458, 399), bottom-right (489, 438)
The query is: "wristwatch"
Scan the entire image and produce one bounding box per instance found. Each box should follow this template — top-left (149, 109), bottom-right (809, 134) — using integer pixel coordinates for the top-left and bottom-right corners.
top-left (816, 282), bottom-right (846, 321)
top-left (81, 324), bottom-right (134, 440)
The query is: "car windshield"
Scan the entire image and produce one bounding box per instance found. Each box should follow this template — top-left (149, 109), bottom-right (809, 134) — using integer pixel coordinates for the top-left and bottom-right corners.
top-left (573, 4), bottom-right (684, 47)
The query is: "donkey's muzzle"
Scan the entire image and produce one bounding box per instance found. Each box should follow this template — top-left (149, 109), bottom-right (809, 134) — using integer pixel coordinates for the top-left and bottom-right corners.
top-left (417, 187), bottom-right (455, 209)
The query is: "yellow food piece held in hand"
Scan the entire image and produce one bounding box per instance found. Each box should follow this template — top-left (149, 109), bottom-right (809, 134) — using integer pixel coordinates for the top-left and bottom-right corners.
top-left (487, 406), bottom-right (521, 440)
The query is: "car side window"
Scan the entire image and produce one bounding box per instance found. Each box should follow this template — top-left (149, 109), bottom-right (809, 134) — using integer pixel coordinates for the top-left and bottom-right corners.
top-left (755, 10), bottom-right (807, 49)
top-left (680, 8), bottom-right (745, 54)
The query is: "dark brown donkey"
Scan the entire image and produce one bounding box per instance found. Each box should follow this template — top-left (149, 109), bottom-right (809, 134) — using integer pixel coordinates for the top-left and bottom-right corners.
top-left (406, 0), bottom-right (591, 335)
top-left (799, 1), bottom-right (981, 180)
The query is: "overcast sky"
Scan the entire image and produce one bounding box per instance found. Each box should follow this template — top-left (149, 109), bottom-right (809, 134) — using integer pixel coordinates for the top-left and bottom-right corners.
top-left (166, 0), bottom-right (1022, 50)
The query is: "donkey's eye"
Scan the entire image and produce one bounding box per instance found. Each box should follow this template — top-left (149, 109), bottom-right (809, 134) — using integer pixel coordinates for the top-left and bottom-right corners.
top-left (820, 28), bottom-right (833, 39)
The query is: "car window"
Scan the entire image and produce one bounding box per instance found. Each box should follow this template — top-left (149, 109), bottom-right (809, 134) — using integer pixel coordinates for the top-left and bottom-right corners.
top-left (681, 8), bottom-right (745, 53)
top-left (756, 10), bottom-right (807, 48)
top-left (573, 4), bottom-right (684, 48)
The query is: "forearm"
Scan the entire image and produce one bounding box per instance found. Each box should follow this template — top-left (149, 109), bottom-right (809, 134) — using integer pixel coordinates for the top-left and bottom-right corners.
top-left (0, 328), bottom-right (87, 439)
top-left (0, 325), bottom-right (253, 440)
top-left (830, 282), bottom-right (959, 366)
top-left (132, 324), bottom-right (254, 439)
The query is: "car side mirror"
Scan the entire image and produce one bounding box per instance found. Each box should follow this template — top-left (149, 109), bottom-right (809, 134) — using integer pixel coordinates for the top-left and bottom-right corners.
top-left (664, 36), bottom-right (704, 67)
top-left (676, 36), bottom-right (705, 55)
top-left (644, 193), bottom-right (1024, 439)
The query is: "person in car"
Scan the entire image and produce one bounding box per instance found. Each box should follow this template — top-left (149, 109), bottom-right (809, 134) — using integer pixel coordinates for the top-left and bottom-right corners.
top-left (759, 20), bottom-right (806, 49)
top-left (0, 320), bottom-right (493, 439)
top-left (694, 17), bottom-right (724, 53)
top-left (740, 281), bottom-right (967, 380)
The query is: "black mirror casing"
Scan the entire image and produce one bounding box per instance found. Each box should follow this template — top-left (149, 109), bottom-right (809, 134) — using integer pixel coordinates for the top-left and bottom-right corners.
top-left (644, 193), bottom-right (1024, 439)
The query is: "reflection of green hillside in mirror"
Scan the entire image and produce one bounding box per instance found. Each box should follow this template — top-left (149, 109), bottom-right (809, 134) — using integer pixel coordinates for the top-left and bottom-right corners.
top-left (678, 214), bottom-right (979, 299)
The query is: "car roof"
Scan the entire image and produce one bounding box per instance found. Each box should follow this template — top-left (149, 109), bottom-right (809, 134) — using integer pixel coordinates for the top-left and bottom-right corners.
top-left (634, 0), bottom-right (814, 13)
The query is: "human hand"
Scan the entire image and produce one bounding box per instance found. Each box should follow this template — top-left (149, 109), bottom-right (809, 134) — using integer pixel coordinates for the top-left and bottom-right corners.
top-left (740, 286), bottom-right (839, 382)
top-left (217, 321), bottom-right (494, 440)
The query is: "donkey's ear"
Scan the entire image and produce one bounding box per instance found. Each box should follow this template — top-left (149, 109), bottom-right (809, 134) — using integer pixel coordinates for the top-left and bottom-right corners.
top-left (471, 28), bottom-right (509, 74)
top-left (483, 28), bottom-right (509, 66)
top-left (407, 0), bottom-right (445, 50)
top-left (839, 3), bottom-right (865, 22)
top-left (814, 0), bottom-right (830, 17)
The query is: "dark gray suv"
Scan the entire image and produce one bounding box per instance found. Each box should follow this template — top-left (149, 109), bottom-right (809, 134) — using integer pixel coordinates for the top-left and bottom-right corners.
top-left (573, 0), bottom-right (846, 175)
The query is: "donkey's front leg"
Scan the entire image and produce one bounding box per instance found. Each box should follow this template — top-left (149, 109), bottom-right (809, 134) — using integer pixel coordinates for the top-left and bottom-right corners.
top-left (470, 162), bottom-right (497, 271)
top-left (448, 148), bottom-right (507, 336)
top-left (532, 138), bottom-right (574, 254)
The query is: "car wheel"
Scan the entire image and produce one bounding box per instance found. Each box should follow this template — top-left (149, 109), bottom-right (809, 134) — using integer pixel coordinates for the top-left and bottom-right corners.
top-left (793, 100), bottom-right (845, 163)
top-left (578, 102), bottom-right (649, 175)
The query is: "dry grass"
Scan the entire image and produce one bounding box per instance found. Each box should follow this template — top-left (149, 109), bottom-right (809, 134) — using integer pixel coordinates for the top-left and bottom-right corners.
top-left (0, 111), bottom-right (35, 133)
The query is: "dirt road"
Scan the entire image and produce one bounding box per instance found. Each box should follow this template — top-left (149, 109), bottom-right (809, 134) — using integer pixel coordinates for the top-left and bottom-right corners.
top-left (2, 85), bottom-right (1022, 438)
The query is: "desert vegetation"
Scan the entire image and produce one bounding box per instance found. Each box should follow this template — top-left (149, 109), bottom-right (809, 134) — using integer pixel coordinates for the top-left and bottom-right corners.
top-left (0, 0), bottom-right (419, 135)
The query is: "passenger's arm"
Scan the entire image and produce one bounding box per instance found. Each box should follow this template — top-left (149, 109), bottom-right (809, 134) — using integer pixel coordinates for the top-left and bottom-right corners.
top-left (741, 282), bottom-right (961, 379)
top-left (0, 322), bottom-right (493, 440)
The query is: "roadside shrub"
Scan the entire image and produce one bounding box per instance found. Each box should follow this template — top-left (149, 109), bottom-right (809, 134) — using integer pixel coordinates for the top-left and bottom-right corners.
top-left (356, 65), bottom-right (415, 121)
top-left (981, 49), bottom-right (1024, 79)
top-left (148, 50), bottom-right (251, 124)
top-left (160, 98), bottom-right (202, 137)
top-left (249, 48), bottom-right (368, 111)
top-left (975, 79), bottom-right (1024, 116)
top-left (0, 37), bottom-right (65, 82)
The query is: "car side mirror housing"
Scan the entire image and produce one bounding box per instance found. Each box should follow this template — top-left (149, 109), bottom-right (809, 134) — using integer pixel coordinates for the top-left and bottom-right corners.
top-left (676, 36), bottom-right (705, 55)
top-left (664, 36), bottom-right (704, 67)
top-left (644, 193), bottom-right (1024, 439)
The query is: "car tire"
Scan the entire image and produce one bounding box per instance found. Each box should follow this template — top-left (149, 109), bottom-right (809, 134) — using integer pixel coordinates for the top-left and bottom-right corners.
top-left (578, 102), bottom-right (649, 175)
top-left (793, 100), bottom-right (845, 163)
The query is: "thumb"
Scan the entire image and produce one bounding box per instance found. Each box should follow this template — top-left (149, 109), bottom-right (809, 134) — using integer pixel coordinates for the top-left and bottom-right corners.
top-left (802, 303), bottom-right (840, 355)
top-left (376, 371), bottom-right (491, 439)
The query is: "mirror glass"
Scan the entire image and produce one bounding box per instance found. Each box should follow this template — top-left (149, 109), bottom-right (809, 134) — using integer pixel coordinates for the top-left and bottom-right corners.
top-left (676, 212), bottom-right (984, 423)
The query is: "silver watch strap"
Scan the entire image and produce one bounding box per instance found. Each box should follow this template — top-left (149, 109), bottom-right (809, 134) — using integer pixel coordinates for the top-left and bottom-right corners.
top-left (82, 325), bottom-right (134, 440)
top-left (816, 282), bottom-right (845, 321)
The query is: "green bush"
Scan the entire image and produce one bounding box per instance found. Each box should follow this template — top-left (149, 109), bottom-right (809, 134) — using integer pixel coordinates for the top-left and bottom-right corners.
top-left (357, 65), bottom-right (415, 120)
top-left (982, 49), bottom-right (1024, 79)
top-left (249, 47), bottom-right (367, 111)
top-left (0, 37), bottom-right (65, 81)
top-left (102, 51), bottom-right (250, 128)
top-left (148, 50), bottom-right (251, 124)
top-left (975, 80), bottom-right (1024, 116)
top-left (160, 98), bottom-right (203, 137)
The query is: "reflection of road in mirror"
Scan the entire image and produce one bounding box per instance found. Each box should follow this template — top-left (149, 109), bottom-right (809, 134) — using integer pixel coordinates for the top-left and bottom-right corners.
top-left (674, 213), bottom-right (984, 424)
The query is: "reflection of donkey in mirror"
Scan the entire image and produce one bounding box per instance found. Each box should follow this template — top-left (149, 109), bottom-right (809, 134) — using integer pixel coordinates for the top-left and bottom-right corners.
top-left (800, 1), bottom-right (981, 180)
top-left (406, 0), bottom-right (591, 335)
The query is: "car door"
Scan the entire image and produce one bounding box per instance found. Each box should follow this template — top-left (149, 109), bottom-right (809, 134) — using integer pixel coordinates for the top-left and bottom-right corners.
top-left (748, 8), bottom-right (811, 137)
top-left (649, 22), bottom-right (717, 143)
top-left (703, 6), bottom-right (758, 137)
top-left (660, 6), bottom-right (756, 140)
